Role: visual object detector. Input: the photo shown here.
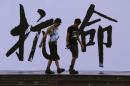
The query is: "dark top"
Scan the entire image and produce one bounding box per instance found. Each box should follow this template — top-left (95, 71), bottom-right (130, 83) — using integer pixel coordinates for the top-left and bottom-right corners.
top-left (67, 25), bottom-right (79, 45)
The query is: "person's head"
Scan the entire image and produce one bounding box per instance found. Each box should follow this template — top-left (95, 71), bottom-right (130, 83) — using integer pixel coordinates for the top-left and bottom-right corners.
top-left (54, 18), bottom-right (62, 27)
top-left (74, 18), bottom-right (81, 26)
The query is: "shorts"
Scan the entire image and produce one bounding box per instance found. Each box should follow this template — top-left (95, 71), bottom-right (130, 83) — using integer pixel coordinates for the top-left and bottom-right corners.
top-left (49, 41), bottom-right (60, 61)
top-left (69, 44), bottom-right (78, 58)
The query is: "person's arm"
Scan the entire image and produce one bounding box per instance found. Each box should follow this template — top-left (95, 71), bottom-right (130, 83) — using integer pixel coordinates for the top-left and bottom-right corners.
top-left (39, 28), bottom-right (51, 48)
top-left (66, 27), bottom-right (71, 48)
top-left (77, 33), bottom-right (84, 48)
top-left (78, 37), bottom-right (81, 45)
top-left (66, 32), bottom-right (70, 48)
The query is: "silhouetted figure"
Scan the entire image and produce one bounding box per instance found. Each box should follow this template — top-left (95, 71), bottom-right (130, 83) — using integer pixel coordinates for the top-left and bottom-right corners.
top-left (66, 18), bottom-right (84, 74)
top-left (39, 18), bottom-right (65, 74)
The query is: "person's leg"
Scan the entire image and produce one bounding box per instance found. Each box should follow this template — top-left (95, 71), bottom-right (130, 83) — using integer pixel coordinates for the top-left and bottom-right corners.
top-left (46, 60), bottom-right (52, 70)
top-left (55, 60), bottom-right (65, 73)
top-left (45, 60), bottom-right (55, 74)
top-left (55, 60), bottom-right (60, 69)
top-left (45, 42), bottom-right (55, 74)
top-left (70, 57), bottom-right (77, 70)
top-left (69, 45), bottom-right (79, 74)
top-left (69, 57), bottom-right (79, 74)
top-left (51, 41), bottom-right (65, 73)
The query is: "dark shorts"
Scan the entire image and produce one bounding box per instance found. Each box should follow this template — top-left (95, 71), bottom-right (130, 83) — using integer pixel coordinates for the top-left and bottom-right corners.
top-left (69, 44), bottom-right (78, 58)
top-left (49, 41), bottom-right (60, 61)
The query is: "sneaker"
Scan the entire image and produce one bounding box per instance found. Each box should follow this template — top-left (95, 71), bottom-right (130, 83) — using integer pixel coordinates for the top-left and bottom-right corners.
top-left (45, 69), bottom-right (55, 74)
top-left (69, 69), bottom-right (79, 74)
top-left (57, 68), bottom-right (65, 73)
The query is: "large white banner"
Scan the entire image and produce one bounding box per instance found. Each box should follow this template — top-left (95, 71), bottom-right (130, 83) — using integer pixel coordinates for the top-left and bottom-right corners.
top-left (0, 0), bottom-right (130, 71)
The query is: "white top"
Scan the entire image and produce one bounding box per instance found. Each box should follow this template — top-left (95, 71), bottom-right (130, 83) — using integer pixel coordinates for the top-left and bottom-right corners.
top-left (49, 25), bottom-right (59, 42)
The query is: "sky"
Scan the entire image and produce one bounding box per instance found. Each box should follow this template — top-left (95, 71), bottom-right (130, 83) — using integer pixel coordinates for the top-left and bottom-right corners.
top-left (0, 0), bottom-right (130, 71)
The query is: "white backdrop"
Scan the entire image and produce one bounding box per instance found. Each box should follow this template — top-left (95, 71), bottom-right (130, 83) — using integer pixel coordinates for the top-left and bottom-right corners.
top-left (0, 0), bottom-right (130, 71)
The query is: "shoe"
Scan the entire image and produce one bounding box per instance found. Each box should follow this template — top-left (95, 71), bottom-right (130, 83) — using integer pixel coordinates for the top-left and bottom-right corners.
top-left (99, 63), bottom-right (104, 67)
top-left (45, 69), bottom-right (55, 74)
top-left (69, 69), bottom-right (79, 74)
top-left (57, 68), bottom-right (65, 73)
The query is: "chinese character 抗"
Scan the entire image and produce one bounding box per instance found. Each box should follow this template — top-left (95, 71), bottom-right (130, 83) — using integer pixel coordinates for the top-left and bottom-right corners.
top-left (6, 4), bottom-right (53, 61)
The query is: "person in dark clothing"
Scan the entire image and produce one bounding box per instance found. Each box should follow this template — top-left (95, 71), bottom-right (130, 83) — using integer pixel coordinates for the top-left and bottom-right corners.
top-left (66, 18), bottom-right (84, 74)
top-left (39, 18), bottom-right (65, 74)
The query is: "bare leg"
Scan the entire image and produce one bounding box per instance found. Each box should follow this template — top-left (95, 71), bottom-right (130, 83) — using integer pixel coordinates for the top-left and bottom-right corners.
top-left (69, 57), bottom-right (78, 74)
top-left (55, 60), bottom-right (65, 73)
top-left (46, 60), bottom-right (52, 70)
top-left (55, 60), bottom-right (60, 69)
top-left (70, 57), bottom-right (77, 69)
top-left (45, 60), bottom-right (55, 74)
